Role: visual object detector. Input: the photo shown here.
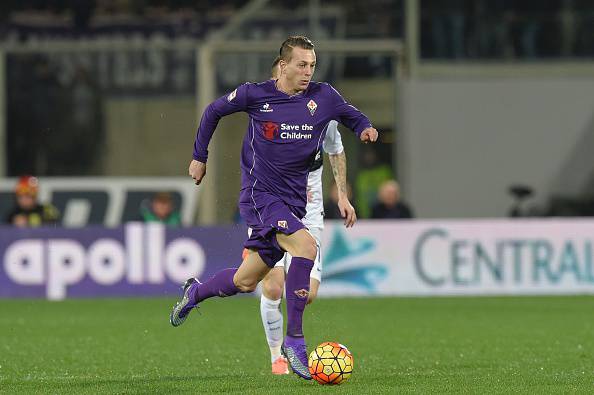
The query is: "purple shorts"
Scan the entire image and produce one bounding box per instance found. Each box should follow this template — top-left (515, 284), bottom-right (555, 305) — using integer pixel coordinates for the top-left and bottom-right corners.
top-left (239, 189), bottom-right (306, 267)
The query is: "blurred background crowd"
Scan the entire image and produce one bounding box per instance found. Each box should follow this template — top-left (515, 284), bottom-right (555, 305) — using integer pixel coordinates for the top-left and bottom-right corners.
top-left (1, 0), bottom-right (592, 58)
top-left (1, 0), bottom-right (594, 227)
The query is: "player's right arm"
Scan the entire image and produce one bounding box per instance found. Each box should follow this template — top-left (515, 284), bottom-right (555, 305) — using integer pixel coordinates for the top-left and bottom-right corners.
top-left (190, 84), bottom-right (250, 185)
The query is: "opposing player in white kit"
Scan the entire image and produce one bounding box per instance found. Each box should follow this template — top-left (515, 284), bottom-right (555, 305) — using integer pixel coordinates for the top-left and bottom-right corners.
top-left (258, 57), bottom-right (357, 375)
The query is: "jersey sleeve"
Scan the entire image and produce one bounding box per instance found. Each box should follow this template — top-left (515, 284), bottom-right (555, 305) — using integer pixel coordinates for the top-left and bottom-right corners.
top-left (326, 83), bottom-right (373, 138)
top-left (322, 120), bottom-right (344, 155)
top-left (192, 83), bottom-right (250, 162)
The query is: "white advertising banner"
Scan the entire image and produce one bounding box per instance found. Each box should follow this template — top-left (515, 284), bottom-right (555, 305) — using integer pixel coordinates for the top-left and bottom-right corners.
top-left (319, 219), bottom-right (594, 296)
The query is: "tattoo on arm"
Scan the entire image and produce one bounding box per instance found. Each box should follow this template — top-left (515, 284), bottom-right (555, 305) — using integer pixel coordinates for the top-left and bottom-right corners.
top-left (328, 152), bottom-right (347, 199)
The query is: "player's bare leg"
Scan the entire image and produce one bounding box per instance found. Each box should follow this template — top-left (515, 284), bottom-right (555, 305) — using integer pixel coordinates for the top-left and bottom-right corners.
top-left (233, 250), bottom-right (273, 292)
top-left (276, 229), bottom-right (317, 379)
top-left (260, 266), bottom-right (288, 374)
top-left (170, 249), bottom-right (270, 326)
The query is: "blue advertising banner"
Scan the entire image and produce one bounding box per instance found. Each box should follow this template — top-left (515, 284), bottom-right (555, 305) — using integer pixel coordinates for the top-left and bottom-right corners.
top-left (0, 223), bottom-right (245, 300)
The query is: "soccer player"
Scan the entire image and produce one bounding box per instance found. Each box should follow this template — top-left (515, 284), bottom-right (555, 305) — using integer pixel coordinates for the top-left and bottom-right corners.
top-left (170, 35), bottom-right (378, 380)
top-left (258, 57), bottom-right (355, 375)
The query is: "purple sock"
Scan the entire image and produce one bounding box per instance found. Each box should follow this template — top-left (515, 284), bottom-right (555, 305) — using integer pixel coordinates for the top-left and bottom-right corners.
top-left (285, 257), bottom-right (314, 337)
top-left (190, 268), bottom-right (242, 303)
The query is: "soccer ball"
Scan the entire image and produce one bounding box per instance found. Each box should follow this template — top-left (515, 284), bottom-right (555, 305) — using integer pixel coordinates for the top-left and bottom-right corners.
top-left (308, 342), bottom-right (354, 385)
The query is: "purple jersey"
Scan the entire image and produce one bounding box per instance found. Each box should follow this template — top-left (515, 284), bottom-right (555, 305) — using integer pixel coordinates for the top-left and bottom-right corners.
top-left (193, 79), bottom-right (372, 208)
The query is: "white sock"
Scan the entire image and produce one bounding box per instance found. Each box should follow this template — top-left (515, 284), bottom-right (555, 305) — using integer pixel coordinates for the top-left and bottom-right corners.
top-left (260, 295), bottom-right (283, 363)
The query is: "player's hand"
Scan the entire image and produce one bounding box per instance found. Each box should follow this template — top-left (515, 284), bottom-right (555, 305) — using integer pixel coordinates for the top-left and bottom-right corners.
top-left (337, 197), bottom-right (357, 228)
top-left (360, 127), bottom-right (378, 143)
top-left (189, 159), bottom-right (207, 185)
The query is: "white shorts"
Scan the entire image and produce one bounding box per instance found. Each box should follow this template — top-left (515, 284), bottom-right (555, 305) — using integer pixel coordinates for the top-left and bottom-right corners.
top-left (274, 226), bottom-right (322, 282)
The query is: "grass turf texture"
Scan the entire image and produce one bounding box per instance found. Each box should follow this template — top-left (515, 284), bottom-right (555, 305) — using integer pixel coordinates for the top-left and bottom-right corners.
top-left (0, 296), bottom-right (592, 394)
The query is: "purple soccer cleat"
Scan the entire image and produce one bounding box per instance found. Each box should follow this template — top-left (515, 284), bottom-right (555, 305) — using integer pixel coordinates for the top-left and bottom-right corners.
top-left (281, 335), bottom-right (312, 380)
top-left (169, 278), bottom-right (200, 327)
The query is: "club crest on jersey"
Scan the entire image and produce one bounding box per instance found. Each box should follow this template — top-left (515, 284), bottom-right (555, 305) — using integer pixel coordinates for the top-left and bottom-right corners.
top-left (260, 102), bottom-right (274, 113)
top-left (262, 121), bottom-right (279, 140)
top-left (227, 89), bottom-right (237, 102)
top-left (277, 220), bottom-right (288, 229)
top-left (294, 289), bottom-right (309, 299)
top-left (307, 99), bottom-right (317, 116)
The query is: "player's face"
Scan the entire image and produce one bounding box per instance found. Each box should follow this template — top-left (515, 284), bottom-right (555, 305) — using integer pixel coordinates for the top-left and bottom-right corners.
top-left (281, 47), bottom-right (316, 93)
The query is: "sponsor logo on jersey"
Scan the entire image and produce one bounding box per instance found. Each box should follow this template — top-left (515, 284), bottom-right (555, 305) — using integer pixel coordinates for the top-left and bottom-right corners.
top-left (227, 89), bottom-right (237, 102)
top-left (307, 99), bottom-right (317, 116)
top-left (280, 131), bottom-right (312, 139)
top-left (261, 122), bottom-right (315, 140)
top-left (260, 102), bottom-right (274, 112)
top-left (277, 220), bottom-right (288, 229)
top-left (262, 121), bottom-right (280, 140)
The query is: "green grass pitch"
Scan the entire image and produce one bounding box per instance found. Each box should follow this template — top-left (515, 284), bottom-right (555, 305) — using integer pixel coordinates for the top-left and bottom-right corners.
top-left (1, 296), bottom-right (592, 394)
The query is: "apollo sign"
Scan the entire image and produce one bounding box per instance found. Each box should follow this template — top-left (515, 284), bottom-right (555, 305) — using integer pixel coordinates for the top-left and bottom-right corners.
top-left (3, 223), bottom-right (204, 300)
top-left (0, 223), bottom-right (246, 300)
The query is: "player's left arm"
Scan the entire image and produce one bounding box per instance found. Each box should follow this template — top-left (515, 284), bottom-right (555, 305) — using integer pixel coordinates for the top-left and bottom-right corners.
top-left (324, 121), bottom-right (356, 228)
top-left (326, 84), bottom-right (378, 144)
